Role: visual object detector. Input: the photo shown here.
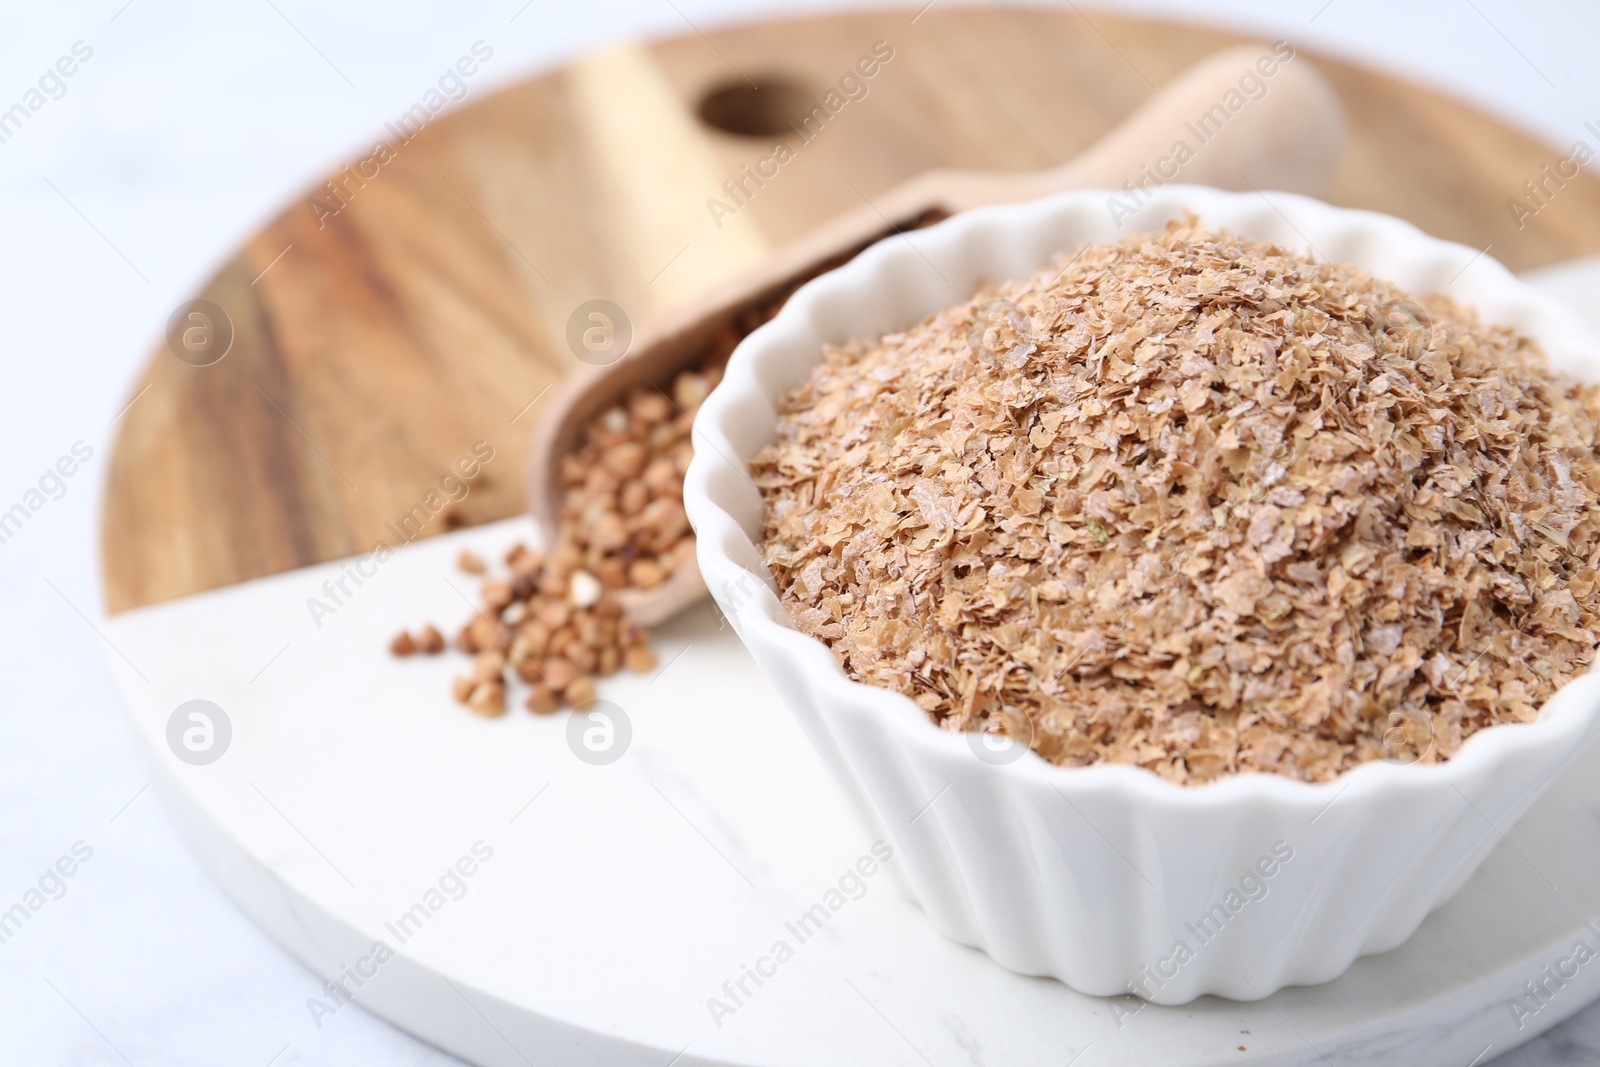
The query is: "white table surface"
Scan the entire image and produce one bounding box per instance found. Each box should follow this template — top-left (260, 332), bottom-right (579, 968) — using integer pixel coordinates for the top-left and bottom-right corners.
top-left (2, 1), bottom-right (1598, 1064)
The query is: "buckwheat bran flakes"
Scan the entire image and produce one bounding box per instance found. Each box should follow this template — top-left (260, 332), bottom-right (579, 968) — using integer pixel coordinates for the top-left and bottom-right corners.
top-left (753, 221), bottom-right (1600, 783)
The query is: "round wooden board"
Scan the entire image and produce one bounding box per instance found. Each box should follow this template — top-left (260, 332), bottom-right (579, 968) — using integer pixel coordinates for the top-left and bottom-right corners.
top-left (101, 5), bottom-right (1600, 614)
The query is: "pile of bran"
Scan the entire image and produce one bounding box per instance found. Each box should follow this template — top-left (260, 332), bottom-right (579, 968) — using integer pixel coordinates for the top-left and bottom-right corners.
top-left (753, 221), bottom-right (1600, 783)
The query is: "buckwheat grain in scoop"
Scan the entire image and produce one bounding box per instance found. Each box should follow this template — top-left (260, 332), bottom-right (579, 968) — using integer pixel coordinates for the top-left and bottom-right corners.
top-left (752, 220), bottom-right (1600, 784)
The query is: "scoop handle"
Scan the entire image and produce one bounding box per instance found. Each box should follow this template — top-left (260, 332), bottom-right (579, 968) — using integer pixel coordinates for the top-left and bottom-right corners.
top-left (646, 43), bottom-right (1348, 353)
top-left (935, 43), bottom-right (1345, 212)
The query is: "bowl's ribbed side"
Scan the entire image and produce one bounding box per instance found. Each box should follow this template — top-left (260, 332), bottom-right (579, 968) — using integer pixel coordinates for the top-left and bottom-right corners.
top-left (683, 186), bottom-right (1600, 1003)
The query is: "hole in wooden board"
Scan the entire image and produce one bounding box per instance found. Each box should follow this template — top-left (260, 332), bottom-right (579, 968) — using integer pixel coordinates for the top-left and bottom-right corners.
top-left (696, 77), bottom-right (819, 137)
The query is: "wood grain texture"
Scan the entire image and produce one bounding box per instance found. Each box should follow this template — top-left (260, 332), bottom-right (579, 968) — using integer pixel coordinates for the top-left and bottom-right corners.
top-left (101, 6), bottom-right (1600, 613)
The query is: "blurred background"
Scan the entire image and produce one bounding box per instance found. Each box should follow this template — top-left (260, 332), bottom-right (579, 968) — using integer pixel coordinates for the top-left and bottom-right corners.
top-left (2, 1), bottom-right (1598, 1063)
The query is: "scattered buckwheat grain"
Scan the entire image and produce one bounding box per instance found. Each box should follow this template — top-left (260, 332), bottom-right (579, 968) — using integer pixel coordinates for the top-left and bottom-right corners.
top-left (416, 624), bottom-right (445, 654)
top-left (422, 540), bottom-right (660, 714)
top-left (395, 269), bottom-right (876, 717)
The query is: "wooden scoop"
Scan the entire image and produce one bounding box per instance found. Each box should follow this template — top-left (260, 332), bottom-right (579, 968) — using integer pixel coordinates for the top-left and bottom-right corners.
top-left (528, 44), bottom-right (1346, 626)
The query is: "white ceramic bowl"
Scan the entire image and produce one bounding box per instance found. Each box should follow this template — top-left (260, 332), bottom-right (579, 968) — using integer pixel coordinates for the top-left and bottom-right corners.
top-left (682, 185), bottom-right (1600, 1004)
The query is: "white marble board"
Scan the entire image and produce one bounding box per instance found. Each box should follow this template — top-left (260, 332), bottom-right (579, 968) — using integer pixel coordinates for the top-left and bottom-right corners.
top-left (98, 513), bottom-right (1600, 1067)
